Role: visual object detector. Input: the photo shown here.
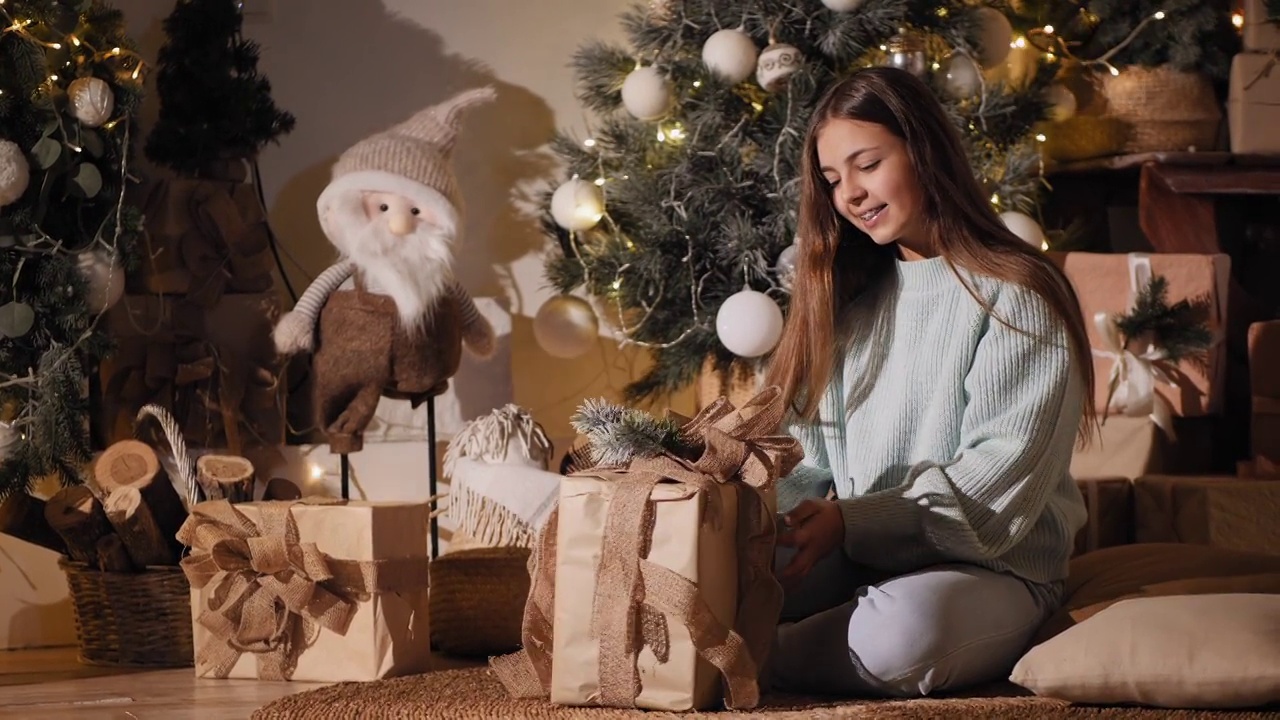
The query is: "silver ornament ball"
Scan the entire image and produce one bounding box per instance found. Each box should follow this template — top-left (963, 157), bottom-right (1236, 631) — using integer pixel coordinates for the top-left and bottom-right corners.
top-left (533, 295), bottom-right (600, 359)
top-left (68, 76), bottom-right (115, 128)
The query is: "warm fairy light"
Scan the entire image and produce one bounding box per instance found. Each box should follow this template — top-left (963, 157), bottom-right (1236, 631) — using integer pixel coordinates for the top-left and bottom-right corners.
top-left (583, 138), bottom-right (596, 147)
top-left (111, 47), bottom-right (121, 54)
top-left (309, 463), bottom-right (324, 480)
top-left (1233, 12), bottom-right (1245, 29)
top-left (1044, 25), bottom-right (1055, 34)
top-left (1013, 36), bottom-right (1027, 49)
top-left (1040, 240), bottom-right (1049, 251)
top-left (593, 177), bottom-right (606, 186)
top-left (692, 80), bottom-right (702, 88)
top-left (990, 193), bottom-right (1000, 205)
top-left (70, 35), bottom-right (80, 46)
top-left (48, 74), bottom-right (57, 81)
top-left (1035, 133), bottom-right (1047, 142)
top-left (1153, 11), bottom-right (1165, 20)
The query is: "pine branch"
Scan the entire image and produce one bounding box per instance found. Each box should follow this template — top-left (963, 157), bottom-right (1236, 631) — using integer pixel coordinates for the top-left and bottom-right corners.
top-left (570, 397), bottom-right (694, 467)
top-left (1113, 276), bottom-right (1215, 364)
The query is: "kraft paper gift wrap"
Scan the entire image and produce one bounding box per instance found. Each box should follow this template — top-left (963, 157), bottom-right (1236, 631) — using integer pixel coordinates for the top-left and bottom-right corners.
top-left (489, 387), bottom-right (802, 712)
top-left (1049, 252), bottom-right (1231, 424)
top-left (178, 499), bottom-right (432, 682)
top-left (1229, 52), bottom-right (1280, 156)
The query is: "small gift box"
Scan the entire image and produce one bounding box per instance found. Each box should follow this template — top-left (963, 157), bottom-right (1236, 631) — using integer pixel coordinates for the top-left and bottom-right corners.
top-left (1134, 475), bottom-right (1280, 557)
top-left (1249, 320), bottom-right (1280, 466)
top-left (1229, 53), bottom-right (1280, 156)
top-left (1049, 252), bottom-right (1231, 423)
top-left (178, 498), bottom-right (432, 682)
top-left (490, 388), bottom-right (801, 711)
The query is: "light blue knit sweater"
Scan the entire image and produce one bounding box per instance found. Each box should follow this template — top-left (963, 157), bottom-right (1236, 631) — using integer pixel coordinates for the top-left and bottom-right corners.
top-left (779, 255), bottom-right (1088, 585)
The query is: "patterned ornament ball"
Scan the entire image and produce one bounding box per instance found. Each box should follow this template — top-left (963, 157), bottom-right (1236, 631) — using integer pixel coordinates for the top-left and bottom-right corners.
top-left (621, 66), bottom-right (672, 121)
top-left (756, 42), bottom-right (804, 92)
top-left (821, 0), bottom-right (866, 10)
top-left (702, 28), bottom-right (758, 84)
top-left (716, 289), bottom-right (783, 358)
top-left (533, 295), bottom-right (599, 359)
top-left (0, 140), bottom-right (30, 208)
top-left (77, 249), bottom-right (125, 313)
top-left (550, 178), bottom-right (605, 232)
top-left (68, 77), bottom-right (115, 128)
top-left (775, 242), bottom-right (799, 291)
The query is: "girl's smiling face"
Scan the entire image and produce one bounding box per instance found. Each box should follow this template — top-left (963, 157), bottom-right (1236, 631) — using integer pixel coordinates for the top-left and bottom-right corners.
top-left (816, 117), bottom-right (931, 257)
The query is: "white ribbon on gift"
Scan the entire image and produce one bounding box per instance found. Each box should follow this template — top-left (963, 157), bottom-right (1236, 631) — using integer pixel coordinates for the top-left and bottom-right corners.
top-left (1090, 253), bottom-right (1178, 439)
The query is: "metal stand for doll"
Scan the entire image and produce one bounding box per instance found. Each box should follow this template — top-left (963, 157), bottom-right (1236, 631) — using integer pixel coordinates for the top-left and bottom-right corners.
top-left (337, 397), bottom-right (441, 559)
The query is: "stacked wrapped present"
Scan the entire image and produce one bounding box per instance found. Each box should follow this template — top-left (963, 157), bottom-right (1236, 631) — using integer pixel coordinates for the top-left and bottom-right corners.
top-left (1051, 251), bottom-right (1279, 559)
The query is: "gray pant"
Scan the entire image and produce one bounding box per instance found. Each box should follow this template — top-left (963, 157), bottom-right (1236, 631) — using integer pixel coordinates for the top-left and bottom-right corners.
top-left (766, 546), bottom-right (1061, 698)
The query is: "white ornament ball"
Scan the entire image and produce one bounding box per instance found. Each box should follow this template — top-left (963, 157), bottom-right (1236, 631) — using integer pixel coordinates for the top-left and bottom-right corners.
top-left (0, 140), bottom-right (30, 208)
top-left (942, 54), bottom-right (982, 99)
top-left (68, 76), bottom-right (114, 128)
top-left (821, 0), bottom-right (866, 11)
top-left (702, 28), bottom-right (758, 84)
top-left (77, 249), bottom-right (125, 313)
top-left (1045, 83), bottom-right (1078, 122)
top-left (973, 7), bottom-right (1013, 69)
top-left (756, 42), bottom-right (804, 92)
top-left (716, 289), bottom-right (784, 358)
top-left (775, 243), bottom-right (799, 291)
top-left (533, 295), bottom-right (599, 359)
top-left (621, 66), bottom-right (672, 121)
top-left (550, 178), bottom-right (605, 232)
top-left (1000, 211), bottom-right (1045, 248)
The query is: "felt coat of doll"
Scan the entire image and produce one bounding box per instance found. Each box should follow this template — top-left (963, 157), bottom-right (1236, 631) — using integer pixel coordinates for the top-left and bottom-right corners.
top-left (272, 88), bottom-right (497, 455)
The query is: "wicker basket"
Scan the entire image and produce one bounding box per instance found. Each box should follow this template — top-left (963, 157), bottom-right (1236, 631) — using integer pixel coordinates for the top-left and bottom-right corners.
top-left (429, 547), bottom-right (531, 657)
top-left (59, 559), bottom-right (194, 667)
top-left (58, 403), bottom-right (201, 667)
top-left (1100, 66), bottom-right (1222, 154)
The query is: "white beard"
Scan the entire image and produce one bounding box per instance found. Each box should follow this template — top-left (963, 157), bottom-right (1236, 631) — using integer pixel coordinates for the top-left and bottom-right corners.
top-left (337, 221), bottom-right (455, 332)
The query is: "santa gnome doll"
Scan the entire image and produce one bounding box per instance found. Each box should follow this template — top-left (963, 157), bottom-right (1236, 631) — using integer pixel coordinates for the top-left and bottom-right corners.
top-left (273, 87), bottom-right (496, 454)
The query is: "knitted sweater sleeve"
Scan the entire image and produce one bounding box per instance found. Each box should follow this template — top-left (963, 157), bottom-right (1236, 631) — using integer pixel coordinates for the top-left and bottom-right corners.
top-left (776, 407), bottom-right (836, 513)
top-left (836, 285), bottom-right (1084, 573)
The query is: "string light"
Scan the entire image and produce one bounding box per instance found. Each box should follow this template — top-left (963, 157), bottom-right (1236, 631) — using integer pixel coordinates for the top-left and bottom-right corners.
top-left (583, 138), bottom-right (596, 147)
top-left (1233, 12), bottom-right (1244, 29)
top-left (1035, 133), bottom-right (1047, 142)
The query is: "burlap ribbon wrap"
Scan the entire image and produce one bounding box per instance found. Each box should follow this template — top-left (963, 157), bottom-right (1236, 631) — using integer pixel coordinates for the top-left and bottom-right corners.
top-left (490, 386), bottom-right (802, 710)
top-left (177, 499), bottom-right (430, 681)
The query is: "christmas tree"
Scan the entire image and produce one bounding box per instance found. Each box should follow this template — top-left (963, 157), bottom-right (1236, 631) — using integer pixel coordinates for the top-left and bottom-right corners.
top-left (0, 0), bottom-right (145, 499)
top-left (145, 0), bottom-right (295, 176)
top-left (539, 0), bottom-right (1065, 404)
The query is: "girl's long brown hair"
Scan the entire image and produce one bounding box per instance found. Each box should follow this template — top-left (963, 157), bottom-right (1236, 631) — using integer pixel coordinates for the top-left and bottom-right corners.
top-left (765, 66), bottom-right (1097, 445)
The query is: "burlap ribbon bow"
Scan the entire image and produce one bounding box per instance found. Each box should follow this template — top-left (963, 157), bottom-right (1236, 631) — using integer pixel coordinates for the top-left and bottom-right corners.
top-left (491, 386), bottom-right (802, 710)
top-left (177, 499), bottom-right (429, 681)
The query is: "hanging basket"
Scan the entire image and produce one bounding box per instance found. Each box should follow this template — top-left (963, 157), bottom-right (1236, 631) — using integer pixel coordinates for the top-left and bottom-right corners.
top-left (60, 403), bottom-right (201, 668)
top-left (1100, 65), bottom-right (1223, 154)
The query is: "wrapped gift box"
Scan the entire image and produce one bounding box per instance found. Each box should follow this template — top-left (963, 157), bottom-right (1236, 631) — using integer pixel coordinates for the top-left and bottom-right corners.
top-left (1243, 0), bottom-right (1280, 51)
top-left (97, 293), bottom-right (286, 453)
top-left (1073, 476), bottom-right (1133, 557)
top-left (490, 389), bottom-right (800, 712)
top-left (179, 499), bottom-right (433, 682)
top-left (1229, 53), bottom-right (1280, 156)
top-left (1049, 252), bottom-right (1230, 418)
top-left (1133, 476), bottom-right (1280, 556)
top-left (1249, 320), bottom-right (1280, 466)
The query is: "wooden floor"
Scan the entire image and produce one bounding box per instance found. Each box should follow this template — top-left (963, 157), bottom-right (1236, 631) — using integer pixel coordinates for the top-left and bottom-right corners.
top-left (0, 646), bottom-right (482, 719)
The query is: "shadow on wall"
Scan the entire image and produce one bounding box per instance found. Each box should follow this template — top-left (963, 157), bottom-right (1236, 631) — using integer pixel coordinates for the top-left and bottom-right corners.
top-left (254, 1), bottom-right (557, 432)
top-left (266, 1), bottom-right (556, 303)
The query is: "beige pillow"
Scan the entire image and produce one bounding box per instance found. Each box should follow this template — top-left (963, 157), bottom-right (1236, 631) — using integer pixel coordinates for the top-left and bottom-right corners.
top-left (1012, 594), bottom-right (1280, 709)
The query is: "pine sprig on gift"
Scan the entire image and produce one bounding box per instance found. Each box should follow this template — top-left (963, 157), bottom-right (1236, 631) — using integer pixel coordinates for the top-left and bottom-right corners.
top-left (570, 398), bottom-right (695, 468)
top-left (1113, 276), bottom-right (1214, 363)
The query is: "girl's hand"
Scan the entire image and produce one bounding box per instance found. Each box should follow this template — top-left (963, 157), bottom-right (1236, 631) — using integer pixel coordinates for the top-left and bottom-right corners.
top-left (776, 498), bottom-right (845, 584)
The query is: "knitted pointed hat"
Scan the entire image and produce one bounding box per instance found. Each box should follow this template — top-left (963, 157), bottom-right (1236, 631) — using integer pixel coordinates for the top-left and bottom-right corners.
top-left (329, 86), bottom-right (496, 211)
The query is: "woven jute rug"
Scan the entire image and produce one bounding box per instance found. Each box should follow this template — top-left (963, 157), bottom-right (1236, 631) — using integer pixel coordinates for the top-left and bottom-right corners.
top-left (252, 668), bottom-right (1276, 719)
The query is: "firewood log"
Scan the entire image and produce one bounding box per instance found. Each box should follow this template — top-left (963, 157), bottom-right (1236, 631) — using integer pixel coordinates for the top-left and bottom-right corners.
top-left (104, 486), bottom-right (174, 567)
top-left (44, 486), bottom-right (112, 566)
top-left (94, 533), bottom-right (134, 573)
top-left (0, 491), bottom-right (66, 554)
top-left (94, 440), bottom-right (187, 554)
top-left (197, 455), bottom-right (255, 503)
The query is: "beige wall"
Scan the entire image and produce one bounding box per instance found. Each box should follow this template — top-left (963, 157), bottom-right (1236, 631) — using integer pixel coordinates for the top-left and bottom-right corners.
top-left (1, 0), bottom-right (697, 650)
